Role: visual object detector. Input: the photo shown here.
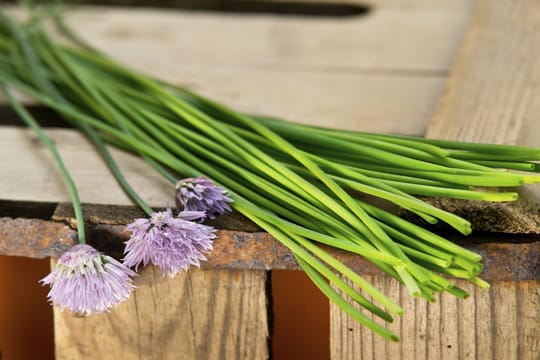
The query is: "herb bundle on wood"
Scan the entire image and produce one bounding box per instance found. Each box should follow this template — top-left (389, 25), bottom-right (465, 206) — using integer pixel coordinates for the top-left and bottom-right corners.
top-left (2, 9), bottom-right (539, 341)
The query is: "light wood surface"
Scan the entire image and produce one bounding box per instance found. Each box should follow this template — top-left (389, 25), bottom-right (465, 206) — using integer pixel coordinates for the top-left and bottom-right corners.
top-left (330, 1), bottom-right (540, 359)
top-left (0, 3), bottom-right (471, 205)
top-left (65, 5), bottom-right (466, 71)
top-left (0, 127), bottom-right (172, 206)
top-left (426, 0), bottom-right (540, 145)
top-left (54, 265), bottom-right (269, 360)
top-left (62, 4), bottom-right (466, 131)
top-left (331, 277), bottom-right (540, 360)
top-left (425, 0), bottom-right (540, 224)
top-left (426, 0), bottom-right (540, 233)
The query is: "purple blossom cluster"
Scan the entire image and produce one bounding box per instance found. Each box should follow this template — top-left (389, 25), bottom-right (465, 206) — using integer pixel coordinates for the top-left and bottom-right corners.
top-left (123, 209), bottom-right (216, 277)
top-left (41, 244), bottom-right (136, 315)
top-left (41, 176), bottom-right (230, 315)
top-left (175, 176), bottom-right (232, 220)
top-left (122, 177), bottom-right (230, 277)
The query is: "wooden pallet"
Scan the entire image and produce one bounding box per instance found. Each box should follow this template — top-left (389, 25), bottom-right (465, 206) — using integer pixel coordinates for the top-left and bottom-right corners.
top-left (0, 1), bottom-right (538, 359)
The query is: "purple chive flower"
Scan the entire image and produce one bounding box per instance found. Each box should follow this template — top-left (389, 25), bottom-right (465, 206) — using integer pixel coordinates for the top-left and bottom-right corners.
top-left (40, 244), bottom-right (136, 315)
top-left (123, 208), bottom-right (217, 277)
top-left (175, 176), bottom-right (232, 220)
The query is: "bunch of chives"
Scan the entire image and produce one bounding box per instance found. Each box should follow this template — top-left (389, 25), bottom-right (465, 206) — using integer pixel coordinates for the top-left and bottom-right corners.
top-left (1, 9), bottom-right (538, 340)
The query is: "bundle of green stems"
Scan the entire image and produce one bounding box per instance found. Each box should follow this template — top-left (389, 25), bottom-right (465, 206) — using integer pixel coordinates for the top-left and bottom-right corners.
top-left (2, 10), bottom-right (539, 341)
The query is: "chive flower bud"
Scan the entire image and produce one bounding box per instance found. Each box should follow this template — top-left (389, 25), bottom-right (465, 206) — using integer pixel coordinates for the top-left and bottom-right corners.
top-left (40, 244), bottom-right (136, 315)
top-left (123, 209), bottom-right (217, 277)
top-left (175, 177), bottom-right (232, 220)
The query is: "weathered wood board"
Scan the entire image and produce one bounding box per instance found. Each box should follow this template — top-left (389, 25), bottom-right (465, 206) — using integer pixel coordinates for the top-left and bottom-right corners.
top-left (331, 277), bottom-right (540, 360)
top-left (0, 2), bottom-right (467, 202)
top-left (54, 266), bottom-right (269, 360)
top-left (423, 0), bottom-right (540, 234)
top-left (0, 2), bottom-right (473, 206)
top-left (330, 1), bottom-right (540, 359)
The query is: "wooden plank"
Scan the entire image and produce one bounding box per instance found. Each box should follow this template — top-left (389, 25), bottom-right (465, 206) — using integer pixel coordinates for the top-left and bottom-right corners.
top-left (64, 5), bottom-right (470, 71)
top-left (54, 265), bottom-right (269, 360)
top-left (0, 3), bottom-right (472, 205)
top-left (423, 0), bottom-right (540, 233)
top-left (426, 0), bottom-right (540, 143)
top-left (3, 212), bottom-right (539, 281)
top-left (0, 69), bottom-right (444, 205)
top-left (474, 282), bottom-right (493, 359)
top-left (331, 0), bottom-right (540, 357)
top-left (330, 278), bottom-right (540, 360)
top-left (0, 127), bottom-right (171, 206)
top-left (1, 2), bottom-right (473, 135)
top-left (517, 281), bottom-right (540, 357)
top-left (423, 0), bottom-right (540, 232)
top-left (456, 282), bottom-right (476, 359)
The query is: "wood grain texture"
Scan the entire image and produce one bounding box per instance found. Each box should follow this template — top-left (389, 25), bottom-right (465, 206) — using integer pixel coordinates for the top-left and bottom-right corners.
top-left (0, 65), bottom-right (448, 204)
top-left (1, 2), bottom-right (473, 135)
top-left (0, 76), bottom-right (442, 207)
top-left (330, 1), bottom-right (540, 358)
top-left (64, 4), bottom-right (468, 71)
top-left (54, 266), bottom-right (269, 360)
top-left (426, 0), bottom-right (540, 144)
top-left (55, 4), bottom-right (467, 132)
top-left (422, 0), bottom-right (540, 233)
top-left (0, 73), bottom-right (444, 205)
top-left (61, 2), bottom-right (458, 131)
top-left (0, 127), bottom-right (171, 206)
top-left (0, 3), bottom-right (472, 206)
top-left (330, 277), bottom-right (540, 360)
